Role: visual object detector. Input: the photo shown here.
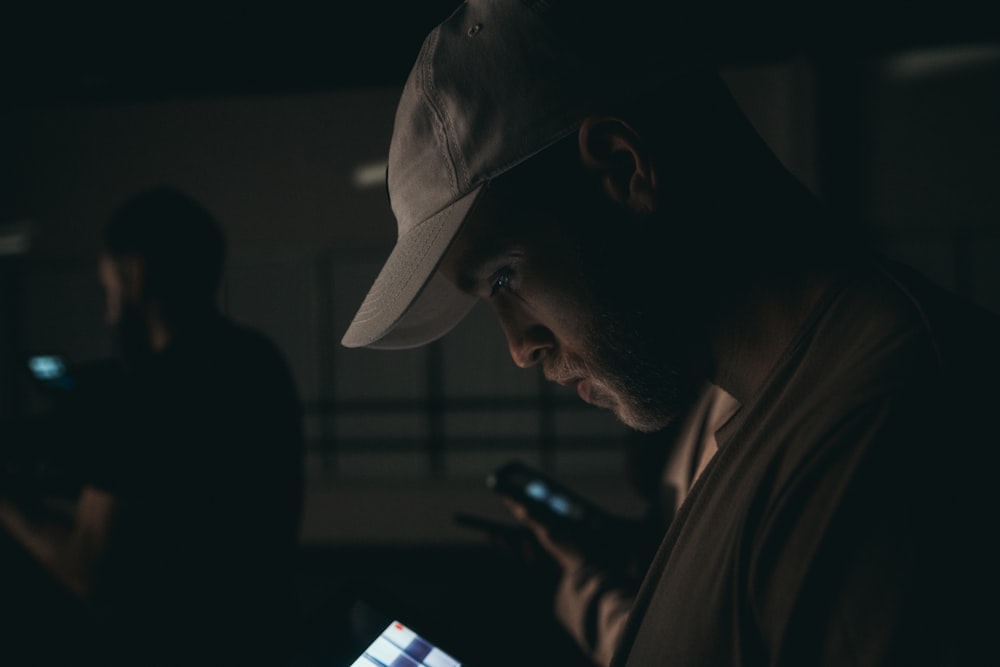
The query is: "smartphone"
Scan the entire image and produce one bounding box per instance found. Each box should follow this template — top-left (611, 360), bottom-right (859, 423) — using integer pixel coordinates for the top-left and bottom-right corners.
top-left (350, 618), bottom-right (464, 667)
top-left (486, 460), bottom-right (606, 542)
top-left (342, 599), bottom-right (467, 667)
top-left (26, 354), bottom-right (75, 391)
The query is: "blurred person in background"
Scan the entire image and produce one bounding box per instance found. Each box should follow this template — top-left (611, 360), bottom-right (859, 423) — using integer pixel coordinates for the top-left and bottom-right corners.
top-left (0, 187), bottom-right (306, 665)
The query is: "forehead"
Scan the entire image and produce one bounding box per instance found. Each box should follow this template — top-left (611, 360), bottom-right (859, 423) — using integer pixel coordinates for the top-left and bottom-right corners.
top-left (438, 139), bottom-right (593, 291)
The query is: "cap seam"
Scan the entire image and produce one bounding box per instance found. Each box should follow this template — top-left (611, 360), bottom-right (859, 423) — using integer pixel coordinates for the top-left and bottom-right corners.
top-left (420, 24), bottom-right (468, 196)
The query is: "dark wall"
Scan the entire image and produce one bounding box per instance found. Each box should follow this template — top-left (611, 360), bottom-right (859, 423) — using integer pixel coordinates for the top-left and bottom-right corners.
top-left (1, 44), bottom-right (998, 546)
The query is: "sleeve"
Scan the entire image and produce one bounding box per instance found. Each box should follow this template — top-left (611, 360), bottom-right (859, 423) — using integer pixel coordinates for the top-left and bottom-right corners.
top-left (747, 386), bottom-right (965, 665)
top-left (554, 564), bottom-right (637, 667)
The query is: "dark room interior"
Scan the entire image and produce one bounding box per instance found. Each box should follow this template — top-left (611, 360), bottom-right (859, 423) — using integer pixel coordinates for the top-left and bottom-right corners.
top-left (1, 2), bottom-right (998, 665)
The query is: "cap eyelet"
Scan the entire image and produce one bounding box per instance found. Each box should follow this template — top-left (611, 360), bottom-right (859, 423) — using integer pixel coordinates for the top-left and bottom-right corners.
top-left (468, 23), bottom-right (482, 37)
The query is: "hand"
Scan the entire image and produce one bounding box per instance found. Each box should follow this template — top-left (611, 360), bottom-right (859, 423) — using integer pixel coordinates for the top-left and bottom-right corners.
top-left (500, 496), bottom-right (587, 573)
top-left (453, 511), bottom-right (543, 563)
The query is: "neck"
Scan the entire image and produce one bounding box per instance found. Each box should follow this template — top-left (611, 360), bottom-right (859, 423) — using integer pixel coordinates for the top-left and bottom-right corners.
top-left (696, 181), bottom-right (854, 405)
top-left (708, 267), bottom-right (834, 405)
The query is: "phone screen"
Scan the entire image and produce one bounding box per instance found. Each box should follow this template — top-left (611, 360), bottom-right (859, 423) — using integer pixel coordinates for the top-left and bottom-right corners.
top-left (332, 597), bottom-right (469, 667)
top-left (486, 461), bottom-right (604, 538)
top-left (350, 619), bottom-right (463, 667)
top-left (27, 355), bottom-right (75, 390)
top-left (519, 476), bottom-right (587, 520)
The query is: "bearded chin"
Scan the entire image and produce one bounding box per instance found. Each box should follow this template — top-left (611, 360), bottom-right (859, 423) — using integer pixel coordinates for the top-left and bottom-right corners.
top-left (575, 208), bottom-right (705, 432)
top-left (592, 306), bottom-right (703, 433)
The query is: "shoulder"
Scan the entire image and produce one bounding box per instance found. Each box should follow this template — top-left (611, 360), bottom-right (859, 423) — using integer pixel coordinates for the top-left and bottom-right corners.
top-left (204, 318), bottom-right (293, 371)
top-left (743, 257), bottom-right (997, 512)
top-left (875, 259), bottom-right (1000, 386)
top-left (171, 318), bottom-right (300, 404)
top-left (807, 256), bottom-right (998, 397)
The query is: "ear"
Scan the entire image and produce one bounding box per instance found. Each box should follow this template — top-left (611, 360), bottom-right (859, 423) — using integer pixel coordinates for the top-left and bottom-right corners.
top-left (578, 115), bottom-right (658, 215)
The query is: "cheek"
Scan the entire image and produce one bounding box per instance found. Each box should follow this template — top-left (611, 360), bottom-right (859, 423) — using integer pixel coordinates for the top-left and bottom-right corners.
top-left (98, 259), bottom-right (122, 324)
top-left (525, 286), bottom-right (595, 341)
top-left (536, 299), bottom-right (606, 372)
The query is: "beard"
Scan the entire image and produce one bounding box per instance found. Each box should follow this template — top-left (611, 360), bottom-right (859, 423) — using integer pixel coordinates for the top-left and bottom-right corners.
top-left (570, 212), bottom-right (707, 433)
top-left (583, 295), bottom-right (703, 432)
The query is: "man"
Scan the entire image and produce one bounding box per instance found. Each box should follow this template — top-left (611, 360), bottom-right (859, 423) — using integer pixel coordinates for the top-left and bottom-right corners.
top-left (0, 188), bottom-right (306, 664)
top-left (341, 0), bottom-right (1000, 664)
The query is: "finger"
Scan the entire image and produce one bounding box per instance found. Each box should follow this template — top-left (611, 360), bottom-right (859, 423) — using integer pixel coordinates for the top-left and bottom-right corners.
top-left (500, 496), bottom-right (528, 520)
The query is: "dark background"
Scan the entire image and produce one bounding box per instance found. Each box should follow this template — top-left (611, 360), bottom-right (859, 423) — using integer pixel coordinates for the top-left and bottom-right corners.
top-left (1, 2), bottom-right (998, 665)
top-left (1, 2), bottom-right (996, 108)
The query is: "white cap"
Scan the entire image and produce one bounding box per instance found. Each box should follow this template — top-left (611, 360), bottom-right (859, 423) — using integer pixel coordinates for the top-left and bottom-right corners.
top-left (341, 0), bottom-right (677, 349)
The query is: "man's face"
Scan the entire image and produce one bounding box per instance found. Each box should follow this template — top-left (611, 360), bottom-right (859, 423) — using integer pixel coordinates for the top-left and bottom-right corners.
top-left (97, 252), bottom-right (125, 326)
top-left (98, 251), bottom-right (152, 363)
top-left (440, 176), bottom-right (703, 432)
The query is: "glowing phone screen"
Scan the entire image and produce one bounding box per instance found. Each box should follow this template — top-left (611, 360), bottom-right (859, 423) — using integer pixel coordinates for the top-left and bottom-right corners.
top-left (350, 620), bottom-right (462, 667)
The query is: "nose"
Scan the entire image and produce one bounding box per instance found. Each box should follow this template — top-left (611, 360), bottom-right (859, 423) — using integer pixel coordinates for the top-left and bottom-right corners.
top-left (503, 322), bottom-right (556, 369)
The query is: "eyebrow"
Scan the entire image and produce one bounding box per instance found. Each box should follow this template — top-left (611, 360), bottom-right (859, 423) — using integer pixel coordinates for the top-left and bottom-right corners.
top-left (450, 246), bottom-right (523, 295)
top-left (451, 252), bottom-right (498, 294)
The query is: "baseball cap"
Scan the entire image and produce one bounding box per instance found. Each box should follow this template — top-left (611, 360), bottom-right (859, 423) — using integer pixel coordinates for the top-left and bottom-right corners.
top-left (341, 0), bottom-right (680, 349)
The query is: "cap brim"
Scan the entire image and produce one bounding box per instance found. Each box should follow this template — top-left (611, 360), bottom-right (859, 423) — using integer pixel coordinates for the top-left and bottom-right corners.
top-left (341, 186), bottom-right (484, 350)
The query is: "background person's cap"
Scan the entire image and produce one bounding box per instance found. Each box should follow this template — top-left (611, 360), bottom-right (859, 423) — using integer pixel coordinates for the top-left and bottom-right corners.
top-left (341, 0), bottom-right (680, 349)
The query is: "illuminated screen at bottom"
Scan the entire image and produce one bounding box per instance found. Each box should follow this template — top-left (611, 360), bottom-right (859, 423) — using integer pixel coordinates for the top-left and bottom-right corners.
top-left (351, 621), bottom-right (462, 667)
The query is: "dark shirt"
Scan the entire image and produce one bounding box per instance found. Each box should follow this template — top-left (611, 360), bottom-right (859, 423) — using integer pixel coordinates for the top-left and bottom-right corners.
top-left (613, 257), bottom-right (1000, 666)
top-left (84, 314), bottom-right (305, 663)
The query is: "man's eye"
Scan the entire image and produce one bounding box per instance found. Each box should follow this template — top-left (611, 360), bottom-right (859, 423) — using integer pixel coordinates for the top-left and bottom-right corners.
top-left (489, 268), bottom-right (512, 297)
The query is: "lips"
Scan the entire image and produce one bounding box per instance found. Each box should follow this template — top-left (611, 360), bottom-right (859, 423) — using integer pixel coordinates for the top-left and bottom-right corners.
top-left (547, 369), bottom-right (594, 405)
top-left (552, 376), bottom-right (593, 405)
